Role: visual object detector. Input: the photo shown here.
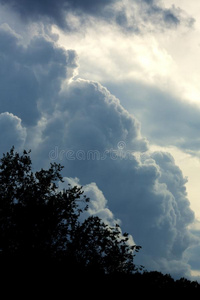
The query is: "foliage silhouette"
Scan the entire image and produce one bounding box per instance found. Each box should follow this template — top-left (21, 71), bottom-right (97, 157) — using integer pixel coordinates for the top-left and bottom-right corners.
top-left (117, 271), bottom-right (200, 289)
top-left (1, 147), bottom-right (200, 288)
top-left (0, 147), bottom-right (140, 281)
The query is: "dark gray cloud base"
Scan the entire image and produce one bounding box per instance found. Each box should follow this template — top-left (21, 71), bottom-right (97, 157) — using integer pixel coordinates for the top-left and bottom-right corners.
top-left (0, 0), bottom-right (115, 28)
top-left (0, 0), bottom-right (194, 31)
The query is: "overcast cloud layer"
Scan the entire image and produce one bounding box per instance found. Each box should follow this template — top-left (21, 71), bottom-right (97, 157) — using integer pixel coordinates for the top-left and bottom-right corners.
top-left (1, 0), bottom-right (200, 280)
top-left (0, 0), bottom-right (194, 32)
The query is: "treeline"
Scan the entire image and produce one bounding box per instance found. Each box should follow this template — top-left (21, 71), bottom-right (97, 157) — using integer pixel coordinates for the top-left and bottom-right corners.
top-left (0, 148), bottom-right (199, 289)
top-left (108, 271), bottom-right (200, 288)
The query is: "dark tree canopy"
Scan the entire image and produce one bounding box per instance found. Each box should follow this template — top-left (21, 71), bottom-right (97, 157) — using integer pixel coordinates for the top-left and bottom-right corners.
top-left (1, 147), bottom-right (200, 289)
top-left (0, 147), bottom-right (140, 281)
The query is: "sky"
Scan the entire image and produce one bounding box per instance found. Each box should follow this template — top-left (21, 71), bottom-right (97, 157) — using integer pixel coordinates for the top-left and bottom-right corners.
top-left (1, 0), bottom-right (200, 280)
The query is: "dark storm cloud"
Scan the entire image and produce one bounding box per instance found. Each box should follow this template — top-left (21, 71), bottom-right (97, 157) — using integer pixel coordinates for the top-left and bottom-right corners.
top-left (0, 0), bottom-right (115, 28)
top-left (0, 23), bottom-right (197, 278)
top-left (0, 24), bottom-right (77, 125)
top-left (143, 0), bottom-right (180, 26)
top-left (0, 0), bottom-right (194, 31)
top-left (36, 78), bottom-right (196, 277)
top-left (138, 0), bottom-right (194, 31)
top-left (114, 0), bottom-right (194, 32)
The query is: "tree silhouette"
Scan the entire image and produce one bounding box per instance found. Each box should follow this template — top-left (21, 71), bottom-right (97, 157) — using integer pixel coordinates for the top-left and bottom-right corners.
top-left (68, 216), bottom-right (140, 275)
top-left (1, 147), bottom-right (199, 288)
top-left (0, 147), bottom-right (140, 280)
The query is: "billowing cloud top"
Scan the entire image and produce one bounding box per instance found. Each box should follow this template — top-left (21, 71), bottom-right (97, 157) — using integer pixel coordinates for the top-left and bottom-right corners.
top-left (0, 23), bottom-right (77, 125)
